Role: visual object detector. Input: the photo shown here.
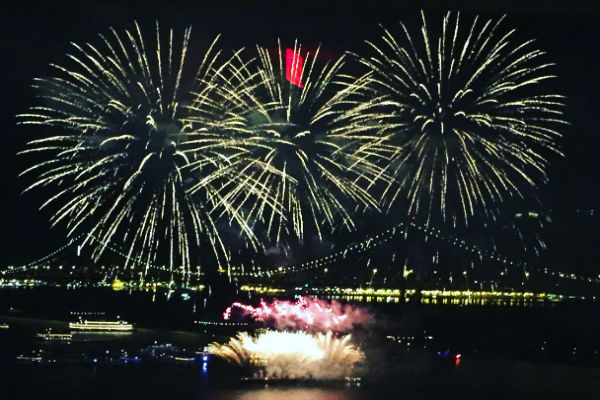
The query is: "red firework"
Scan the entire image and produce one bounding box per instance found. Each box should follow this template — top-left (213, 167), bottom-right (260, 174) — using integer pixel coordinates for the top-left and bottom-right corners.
top-left (223, 297), bottom-right (371, 333)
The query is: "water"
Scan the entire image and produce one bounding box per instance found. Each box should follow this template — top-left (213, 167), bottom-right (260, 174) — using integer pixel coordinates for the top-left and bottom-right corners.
top-left (2, 356), bottom-right (599, 399)
top-left (1, 288), bottom-right (600, 399)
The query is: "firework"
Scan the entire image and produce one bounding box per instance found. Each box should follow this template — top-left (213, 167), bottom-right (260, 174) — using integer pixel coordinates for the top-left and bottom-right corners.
top-left (18, 22), bottom-right (261, 277)
top-left (207, 330), bottom-right (364, 379)
top-left (355, 12), bottom-right (567, 223)
top-left (223, 296), bottom-right (372, 333)
top-left (191, 41), bottom-right (389, 243)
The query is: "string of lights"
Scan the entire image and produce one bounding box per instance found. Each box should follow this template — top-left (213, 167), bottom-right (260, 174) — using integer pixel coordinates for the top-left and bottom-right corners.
top-left (246, 219), bottom-right (600, 285)
top-left (0, 233), bottom-right (198, 278)
top-left (1, 220), bottom-right (599, 286)
top-left (83, 233), bottom-right (196, 276)
top-left (0, 234), bottom-right (84, 275)
top-left (247, 220), bottom-right (507, 277)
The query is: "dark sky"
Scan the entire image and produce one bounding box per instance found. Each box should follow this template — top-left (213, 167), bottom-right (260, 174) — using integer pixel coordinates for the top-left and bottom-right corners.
top-left (1, 0), bottom-right (599, 267)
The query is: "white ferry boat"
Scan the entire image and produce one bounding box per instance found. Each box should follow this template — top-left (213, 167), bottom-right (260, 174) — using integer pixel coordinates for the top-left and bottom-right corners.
top-left (69, 319), bottom-right (134, 332)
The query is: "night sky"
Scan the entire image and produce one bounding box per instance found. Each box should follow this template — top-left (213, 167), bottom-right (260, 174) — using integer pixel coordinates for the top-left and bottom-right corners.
top-left (1, 0), bottom-right (599, 271)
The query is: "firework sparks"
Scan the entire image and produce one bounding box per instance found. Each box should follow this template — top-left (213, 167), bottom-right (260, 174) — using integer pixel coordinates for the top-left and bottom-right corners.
top-left (207, 330), bottom-right (364, 379)
top-left (197, 40), bottom-right (390, 243)
top-left (18, 22), bottom-right (262, 277)
top-left (223, 296), bottom-right (372, 333)
top-left (355, 11), bottom-right (567, 223)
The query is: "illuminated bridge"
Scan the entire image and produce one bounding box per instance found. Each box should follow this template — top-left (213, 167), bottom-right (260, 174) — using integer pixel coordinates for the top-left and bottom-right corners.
top-left (1, 217), bottom-right (599, 302)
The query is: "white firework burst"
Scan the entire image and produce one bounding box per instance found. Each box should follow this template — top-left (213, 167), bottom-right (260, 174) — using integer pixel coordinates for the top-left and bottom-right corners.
top-left (355, 11), bottom-right (567, 224)
top-left (18, 22), bottom-right (264, 278)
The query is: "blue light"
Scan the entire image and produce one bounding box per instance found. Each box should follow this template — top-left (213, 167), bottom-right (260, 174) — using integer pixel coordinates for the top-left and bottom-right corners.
top-left (202, 355), bottom-right (208, 361)
top-left (120, 355), bottom-right (141, 363)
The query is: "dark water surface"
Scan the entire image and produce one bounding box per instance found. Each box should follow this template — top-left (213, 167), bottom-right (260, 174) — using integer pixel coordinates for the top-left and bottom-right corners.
top-left (1, 357), bottom-right (599, 400)
top-left (1, 288), bottom-right (599, 399)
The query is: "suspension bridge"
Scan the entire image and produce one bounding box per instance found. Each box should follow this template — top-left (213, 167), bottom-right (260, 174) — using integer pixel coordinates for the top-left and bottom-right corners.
top-left (2, 218), bottom-right (599, 291)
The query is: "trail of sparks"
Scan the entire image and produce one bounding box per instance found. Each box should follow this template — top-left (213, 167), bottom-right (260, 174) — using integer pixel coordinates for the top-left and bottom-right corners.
top-left (223, 296), bottom-right (372, 332)
top-left (18, 22), bottom-right (265, 278)
top-left (207, 330), bottom-right (364, 379)
top-left (190, 40), bottom-right (390, 243)
top-left (354, 11), bottom-right (567, 224)
top-left (18, 16), bottom-right (566, 276)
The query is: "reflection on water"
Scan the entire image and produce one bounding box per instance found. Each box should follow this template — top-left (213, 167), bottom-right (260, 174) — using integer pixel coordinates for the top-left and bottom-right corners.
top-left (239, 285), bottom-right (567, 307)
top-left (305, 294), bottom-right (552, 307)
top-left (226, 388), bottom-right (355, 400)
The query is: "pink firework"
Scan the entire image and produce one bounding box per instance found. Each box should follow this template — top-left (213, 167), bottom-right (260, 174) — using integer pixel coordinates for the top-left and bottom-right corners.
top-left (223, 297), bottom-right (372, 333)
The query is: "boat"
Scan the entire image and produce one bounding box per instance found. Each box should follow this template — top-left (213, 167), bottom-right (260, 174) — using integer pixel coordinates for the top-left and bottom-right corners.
top-left (174, 356), bottom-right (196, 364)
top-left (16, 355), bottom-right (43, 364)
top-left (16, 350), bottom-right (56, 365)
top-left (0, 322), bottom-right (9, 329)
top-left (36, 329), bottom-right (72, 343)
top-left (69, 319), bottom-right (134, 332)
